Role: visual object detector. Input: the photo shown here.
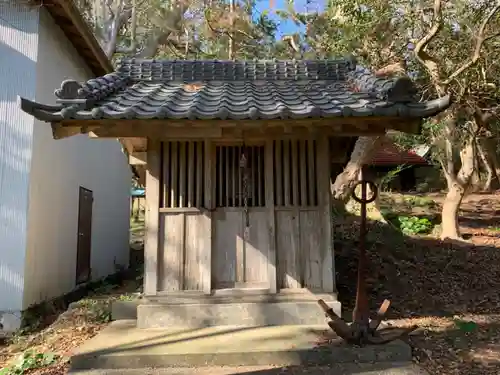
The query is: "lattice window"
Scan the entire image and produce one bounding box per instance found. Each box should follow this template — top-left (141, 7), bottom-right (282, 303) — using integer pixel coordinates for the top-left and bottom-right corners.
top-left (273, 140), bottom-right (318, 207)
top-left (215, 145), bottom-right (265, 208)
top-left (162, 141), bottom-right (205, 208)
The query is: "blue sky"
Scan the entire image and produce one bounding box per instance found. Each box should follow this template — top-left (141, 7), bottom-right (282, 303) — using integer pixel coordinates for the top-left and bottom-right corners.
top-left (253, 0), bottom-right (325, 38)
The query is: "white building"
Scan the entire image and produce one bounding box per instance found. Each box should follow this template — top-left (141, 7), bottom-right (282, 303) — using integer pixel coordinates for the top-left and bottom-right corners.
top-left (0, 1), bottom-right (131, 331)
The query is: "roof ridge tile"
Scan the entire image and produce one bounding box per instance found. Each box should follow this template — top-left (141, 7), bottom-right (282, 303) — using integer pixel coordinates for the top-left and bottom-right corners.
top-left (54, 73), bottom-right (131, 103)
top-left (115, 58), bottom-right (356, 82)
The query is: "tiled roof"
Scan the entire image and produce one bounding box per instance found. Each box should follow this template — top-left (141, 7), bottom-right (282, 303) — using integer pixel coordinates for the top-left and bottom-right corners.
top-left (116, 59), bottom-right (357, 81)
top-left (19, 58), bottom-right (451, 122)
top-left (369, 138), bottom-right (429, 166)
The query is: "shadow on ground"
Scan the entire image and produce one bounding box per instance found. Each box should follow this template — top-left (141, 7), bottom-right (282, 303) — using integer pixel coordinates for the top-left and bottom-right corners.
top-left (408, 319), bottom-right (500, 375)
top-left (334, 210), bottom-right (500, 319)
top-left (221, 362), bottom-right (425, 374)
top-left (10, 193), bottom-right (500, 375)
top-left (68, 203), bottom-right (500, 375)
top-left (332, 204), bottom-right (500, 375)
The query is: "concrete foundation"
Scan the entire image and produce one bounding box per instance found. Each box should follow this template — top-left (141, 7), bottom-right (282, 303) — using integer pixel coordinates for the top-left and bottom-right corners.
top-left (136, 291), bottom-right (341, 329)
top-left (70, 320), bottom-right (412, 370)
top-left (112, 300), bottom-right (140, 320)
top-left (0, 311), bottom-right (21, 333)
top-left (68, 363), bottom-right (430, 375)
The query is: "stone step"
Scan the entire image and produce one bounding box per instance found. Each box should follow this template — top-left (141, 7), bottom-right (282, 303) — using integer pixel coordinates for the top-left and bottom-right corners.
top-left (112, 300), bottom-right (140, 320)
top-left (137, 291), bottom-right (341, 328)
top-left (68, 363), bottom-right (430, 375)
top-left (70, 320), bottom-right (412, 371)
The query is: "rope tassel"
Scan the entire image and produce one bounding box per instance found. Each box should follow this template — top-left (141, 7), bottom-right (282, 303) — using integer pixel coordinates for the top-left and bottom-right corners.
top-left (239, 147), bottom-right (250, 241)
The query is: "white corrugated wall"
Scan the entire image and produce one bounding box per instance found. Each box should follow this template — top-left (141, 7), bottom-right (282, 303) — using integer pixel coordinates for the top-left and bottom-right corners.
top-left (22, 8), bottom-right (131, 309)
top-left (0, 3), bottom-right (39, 320)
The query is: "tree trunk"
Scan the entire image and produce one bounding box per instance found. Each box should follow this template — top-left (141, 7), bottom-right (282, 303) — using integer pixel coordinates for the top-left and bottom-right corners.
top-left (331, 136), bottom-right (383, 201)
top-left (440, 181), bottom-right (465, 240)
top-left (477, 138), bottom-right (494, 191)
top-left (363, 167), bottom-right (387, 223)
top-left (484, 138), bottom-right (500, 190)
top-left (440, 138), bottom-right (475, 240)
top-left (470, 142), bottom-right (481, 192)
top-left (345, 167), bottom-right (388, 223)
top-left (228, 0), bottom-right (235, 59)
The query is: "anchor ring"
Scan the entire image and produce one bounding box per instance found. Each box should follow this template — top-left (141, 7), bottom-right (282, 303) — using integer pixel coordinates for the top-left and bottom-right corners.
top-left (352, 180), bottom-right (378, 204)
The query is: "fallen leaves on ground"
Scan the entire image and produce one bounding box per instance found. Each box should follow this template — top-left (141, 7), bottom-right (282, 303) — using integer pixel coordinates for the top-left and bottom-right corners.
top-left (0, 264), bottom-right (142, 374)
top-left (335, 192), bottom-right (500, 375)
top-left (0, 305), bottom-right (108, 375)
top-left (2, 192), bottom-right (500, 375)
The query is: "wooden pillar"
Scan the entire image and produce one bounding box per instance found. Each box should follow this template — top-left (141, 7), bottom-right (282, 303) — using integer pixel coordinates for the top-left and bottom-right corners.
top-left (202, 140), bottom-right (213, 295)
top-left (317, 137), bottom-right (335, 293)
top-left (265, 139), bottom-right (277, 293)
top-left (144, 140), bottom-right (161, 296)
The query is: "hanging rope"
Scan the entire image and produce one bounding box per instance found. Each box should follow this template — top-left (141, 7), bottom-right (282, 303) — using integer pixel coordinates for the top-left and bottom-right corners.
top-left (239, 145), bottom-right (250, 241)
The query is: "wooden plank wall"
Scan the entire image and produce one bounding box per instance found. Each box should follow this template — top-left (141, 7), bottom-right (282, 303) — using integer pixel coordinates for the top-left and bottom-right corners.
top-left (158, 141), bottom-right (211, 292)
top-left (155, 138), bottom-right (331, 294)
top-left (273, 139), bottom-right (324, 290)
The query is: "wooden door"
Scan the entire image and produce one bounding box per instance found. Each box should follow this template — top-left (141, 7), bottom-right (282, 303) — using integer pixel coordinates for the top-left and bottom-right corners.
top-left (212, 144), bottom-right (268, 290)
top-left (76, 187), bottom-right (93, 284)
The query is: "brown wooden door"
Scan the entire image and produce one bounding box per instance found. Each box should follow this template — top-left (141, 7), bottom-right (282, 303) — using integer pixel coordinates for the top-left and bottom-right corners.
top-left (76, 187), bottom-right (93, 284)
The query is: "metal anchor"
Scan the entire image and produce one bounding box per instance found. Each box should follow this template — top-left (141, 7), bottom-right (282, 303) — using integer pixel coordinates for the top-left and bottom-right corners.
top-left (318, 180), bottom-right (417, 346)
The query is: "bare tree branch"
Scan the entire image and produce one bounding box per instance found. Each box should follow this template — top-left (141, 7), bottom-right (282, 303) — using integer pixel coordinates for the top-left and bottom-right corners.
top-left (105, 0), bottom-right (115, 18)
top-left (282, 35), bottom-right (300, 53)
top-left (443, 3), bottom-right (500, 85)
top-left (114, 0), bottom-right (138, 55)
top-left (414, 0), bottom-right (500, 94)
top-left (103, 0), bottom-right (132, 57)
top-left (413, 0), bottom-right (444, 94)
top-left (204, 11), bottom-right (258, 55)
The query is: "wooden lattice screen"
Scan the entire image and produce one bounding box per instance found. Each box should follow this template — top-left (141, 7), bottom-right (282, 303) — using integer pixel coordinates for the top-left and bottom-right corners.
top-left (161, 141), bottom-right (318, 209)
top-left (215, 145), bottom-right (265, 208)
top-left (162, 141), bottom-right (205, 208)
top-left (273, 140), bottom-right (318, 207)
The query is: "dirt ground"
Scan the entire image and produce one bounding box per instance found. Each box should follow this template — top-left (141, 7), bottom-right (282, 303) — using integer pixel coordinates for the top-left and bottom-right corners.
top-left (1, 192), bottom-right (500, 374)
top-left (0, 217), bottom-right (144, 374)
top-left (336, 190), bottom-right (500, 375)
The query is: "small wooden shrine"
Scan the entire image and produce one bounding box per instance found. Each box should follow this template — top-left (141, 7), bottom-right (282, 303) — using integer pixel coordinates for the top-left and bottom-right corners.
top-left (20, 58), bottom-right (450, 327)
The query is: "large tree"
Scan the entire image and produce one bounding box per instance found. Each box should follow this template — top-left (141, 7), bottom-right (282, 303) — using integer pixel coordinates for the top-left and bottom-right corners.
top-left (75, 0), bottom-right (279, 60)
top-left (76, 0), bottom-right (500, 240)
top-left (285, 0), bottom-right (500, 239)
top-left (411, 0), bottom-right (500, 239)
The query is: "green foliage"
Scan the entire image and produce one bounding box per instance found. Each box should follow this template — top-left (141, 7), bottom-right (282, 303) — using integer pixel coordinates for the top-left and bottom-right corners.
top-left (402, 195), bottom-right (437, 209)
top-left (0, 351), bottom-right (59, 375)
top-left (19, 300), bottom-right (59, 335)
top-left (379, 194), bottom-right (439, 228)
top-left (118, 293), bottom-right (136, 301)
top-left (396, 216), bottom-right (434, 236)
top-left (78, 299), bottom-right (112, 323)
top-left (93, 308), bottom-right (112, 323)
top-left (378, 164), bottom-right (410, 192)
top-left (453, 319), bottom-right (478, 333)
top-left (390, 132), bottom-right (426, 153)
